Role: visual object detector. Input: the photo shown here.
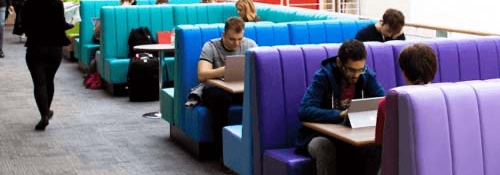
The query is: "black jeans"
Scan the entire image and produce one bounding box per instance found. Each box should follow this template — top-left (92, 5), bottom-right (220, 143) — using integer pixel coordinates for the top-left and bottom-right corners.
top-left (26, 46), bottom-right (62, 118)
top-left (201, 86), bottom-right (243, 156)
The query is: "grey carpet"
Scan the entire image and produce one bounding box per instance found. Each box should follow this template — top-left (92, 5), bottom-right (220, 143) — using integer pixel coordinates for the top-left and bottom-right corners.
top-left (0, 27), bottom-right (231, 175)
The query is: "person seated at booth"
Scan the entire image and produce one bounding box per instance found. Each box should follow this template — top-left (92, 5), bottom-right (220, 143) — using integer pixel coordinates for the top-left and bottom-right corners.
top-left (295, 40), bottom-right (385, 175)
top-left (355, 8), bottom-right (406, 42)
top-left (375, 43), bottom-right (437, 175)
top-left (91, 0), bottom-right (135, 44)
top-left (188, 17), bottom-right (257, 159)
top-left (235, 0), bottom-right (260, 22)
top-left (375, 44), bottom-right (437, 143)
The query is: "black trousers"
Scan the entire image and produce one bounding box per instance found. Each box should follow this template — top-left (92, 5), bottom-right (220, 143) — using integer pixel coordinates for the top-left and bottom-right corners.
top-left (26, 46), bottom-right (62, 118)
top-left (201, 86), bottom-right (243, 156)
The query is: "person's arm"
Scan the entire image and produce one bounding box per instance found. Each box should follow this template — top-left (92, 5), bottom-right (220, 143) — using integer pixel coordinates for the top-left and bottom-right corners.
top-left (198, 60), bottom-right (225, 82)
top-left (298, 70), bottom-right (346, 123)
top-left (55, 1), bottom-right (73, 30)
top-left (197, 42), bottom-right (224, 82)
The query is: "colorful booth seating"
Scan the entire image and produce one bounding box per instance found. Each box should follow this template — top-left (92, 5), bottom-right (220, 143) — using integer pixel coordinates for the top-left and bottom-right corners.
top-left (77, 0), bottom-right (156, 71)
top-left (382, 79), bottom-right (500, 175)
top-left (164, 20), bottom-right (374, 161)
top-left (99, 3), bottom-right (358, 95)
top-left (245, 36), bottom-right (500, 175)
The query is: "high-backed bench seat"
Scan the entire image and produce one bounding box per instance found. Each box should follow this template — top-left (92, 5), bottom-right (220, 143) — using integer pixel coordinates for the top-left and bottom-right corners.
top-left (99, 3), bottom-right (359, 95)
top-left (382, 79), bottom-right (500, 175)
top-left (166, 20), bottom-right (375, 161)
top-left (245, 36), bottom-right (500, 175)
top-left (77, 0), bottom-right (156, 71)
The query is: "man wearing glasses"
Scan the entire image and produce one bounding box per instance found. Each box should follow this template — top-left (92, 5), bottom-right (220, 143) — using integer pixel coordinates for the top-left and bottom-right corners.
top-left (295, 40), bottom-right (384, 175)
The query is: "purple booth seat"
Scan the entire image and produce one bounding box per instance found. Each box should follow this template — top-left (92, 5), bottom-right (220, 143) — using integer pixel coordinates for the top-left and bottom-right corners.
top-left (382, 80), bottom-right (500, 175)
top-left (250, 43), bottom-right (398, 175)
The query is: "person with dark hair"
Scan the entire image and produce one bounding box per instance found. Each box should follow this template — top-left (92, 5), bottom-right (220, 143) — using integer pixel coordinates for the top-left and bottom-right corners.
top-left (355, 8), bottom-right (406, 42)
top-left (375, 43), bottom-right (437, 143)
top-left (375, 43), bottom-right (437, 175)
top-left (295, 40), bottom-right (385, 175)
top-left (22, 0), bottom-right (73, 130)
top-left (192, 16), bottom-right (257, 158)
top-left (236, 0), bottom-right (260, 22)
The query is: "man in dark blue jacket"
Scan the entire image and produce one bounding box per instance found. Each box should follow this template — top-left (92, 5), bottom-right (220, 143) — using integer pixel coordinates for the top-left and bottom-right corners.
top-left (295, 40), bottom-right (385, 175)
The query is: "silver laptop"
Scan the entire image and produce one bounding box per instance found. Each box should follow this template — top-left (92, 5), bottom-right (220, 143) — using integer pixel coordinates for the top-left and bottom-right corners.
top-left (224, 55), bottom-right (245, 82)
top-left (343, 97), bottom-right (383, 128)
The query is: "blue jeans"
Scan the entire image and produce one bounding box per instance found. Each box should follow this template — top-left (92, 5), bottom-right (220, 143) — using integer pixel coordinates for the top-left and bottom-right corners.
top-left (0, 7), bottom-right (5, 50)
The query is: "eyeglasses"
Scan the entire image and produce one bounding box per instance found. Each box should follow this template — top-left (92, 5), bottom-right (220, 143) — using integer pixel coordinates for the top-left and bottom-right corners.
top-left (343, 66), bottom-right (367, 75)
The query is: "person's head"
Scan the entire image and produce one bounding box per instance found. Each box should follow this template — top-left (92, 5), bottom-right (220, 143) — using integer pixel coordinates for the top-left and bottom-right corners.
top-left (156, 0), bottom-right (168, 4)
top-left (380, 8), bottom-right (405, 38)
top-left (337, 40), bottom-right (367, 84)
top-left (398, 44), bottom-right (437, 85)
top-left (236, 0), bottom-right (257, 22)
top-left (222, 17), bottom-right (245, 51)
top-left (120, 0), bottom-right (135, 5)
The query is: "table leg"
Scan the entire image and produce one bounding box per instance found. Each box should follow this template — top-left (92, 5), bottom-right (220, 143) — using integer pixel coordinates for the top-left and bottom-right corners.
top-left (142, 50), bottom-right (164, 119)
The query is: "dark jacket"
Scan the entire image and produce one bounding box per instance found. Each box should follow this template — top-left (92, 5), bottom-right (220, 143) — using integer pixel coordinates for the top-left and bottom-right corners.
top-left (22, 0), bottom-right (71, 47)
top-left (0, 0), bottom-right (11, 8)
top-left (295, 56), bottom-right (385, 155)
top-left (355, 24), bottom-right (405, 42)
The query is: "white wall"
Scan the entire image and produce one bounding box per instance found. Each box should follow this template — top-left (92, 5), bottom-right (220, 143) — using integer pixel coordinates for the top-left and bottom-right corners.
top-left (360, 0), bottom-right (500, 34)
top-left (410, 0), bottom-right (499, 34)
top-left (360, 0), bottom-right (411, 20)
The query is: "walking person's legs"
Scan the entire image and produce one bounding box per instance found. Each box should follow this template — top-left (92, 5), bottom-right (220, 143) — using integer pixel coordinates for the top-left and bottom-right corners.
top-left (26, 46), bottom-right (63, 130)
top-left (0, 7), bottom-right (6, 58)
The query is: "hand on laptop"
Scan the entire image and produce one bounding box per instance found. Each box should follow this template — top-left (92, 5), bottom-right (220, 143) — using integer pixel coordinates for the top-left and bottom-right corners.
top-left (340, 109), bottom-right (349, 118)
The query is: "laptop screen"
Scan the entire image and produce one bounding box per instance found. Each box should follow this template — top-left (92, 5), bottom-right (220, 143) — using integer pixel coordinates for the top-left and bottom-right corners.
top-left (224, 55), bottom-right (245, 82)
top-left (343, 97), bottom-right (383, 128)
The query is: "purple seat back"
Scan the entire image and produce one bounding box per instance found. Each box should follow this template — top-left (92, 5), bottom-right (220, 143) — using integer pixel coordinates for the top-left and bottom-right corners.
top-left (383, 80), bottom-right (500, 175)
top-left (250, 45), bottom-right (324, 175)
top-left (250, 43), bottom-right (398, 175)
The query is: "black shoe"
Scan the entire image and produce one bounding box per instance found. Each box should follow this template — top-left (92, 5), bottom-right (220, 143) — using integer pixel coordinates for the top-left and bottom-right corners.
top-left (47, 110), bottom-right (54, 120)
top-left (0, 51), bottom-right (4, 58)
top-left (35, 118), bottom-right (49, 131)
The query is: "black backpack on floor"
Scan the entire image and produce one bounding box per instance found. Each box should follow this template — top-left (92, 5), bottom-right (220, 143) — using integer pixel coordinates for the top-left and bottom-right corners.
top-left (128, 27), bottom-right (156, 58)
top-left (127, 53), bottom-right (159, 102)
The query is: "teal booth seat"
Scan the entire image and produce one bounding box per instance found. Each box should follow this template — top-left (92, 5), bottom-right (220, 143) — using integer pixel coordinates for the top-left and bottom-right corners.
top-left (169, 0), bottom-right (201, 4)
top-left (99, 3), bottom-right (239, 94)
top-left (99, 2), bottom-right (351, 95)
top-left (78, 0), bottom-right (156, 71)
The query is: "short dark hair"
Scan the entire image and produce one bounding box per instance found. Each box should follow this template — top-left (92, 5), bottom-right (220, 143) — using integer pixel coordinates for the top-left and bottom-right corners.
top-left (224, 17), bottom-right (245, 33)
top-left (398, 43), bottom-right (438, 84)
top-left (382, 8), bottom-right (405, 34)
top-left (338, 40), bottom-right (367, 65)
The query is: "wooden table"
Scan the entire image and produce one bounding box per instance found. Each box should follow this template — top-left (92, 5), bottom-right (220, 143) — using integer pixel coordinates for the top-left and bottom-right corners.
top-left (206, 79), bottom-right (244, 93)
top-left (303, 122), bottom-right (375, 146)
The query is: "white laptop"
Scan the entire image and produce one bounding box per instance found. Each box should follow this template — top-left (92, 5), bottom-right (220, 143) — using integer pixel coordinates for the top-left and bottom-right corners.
top-left (343, 97), bottom-right (383, 128)
top-left (224, 55), bottom-right (245, 82)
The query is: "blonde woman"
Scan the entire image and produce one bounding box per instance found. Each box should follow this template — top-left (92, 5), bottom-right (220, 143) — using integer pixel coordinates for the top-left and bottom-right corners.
top-left (235, 0), bottom-right (260, 22)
